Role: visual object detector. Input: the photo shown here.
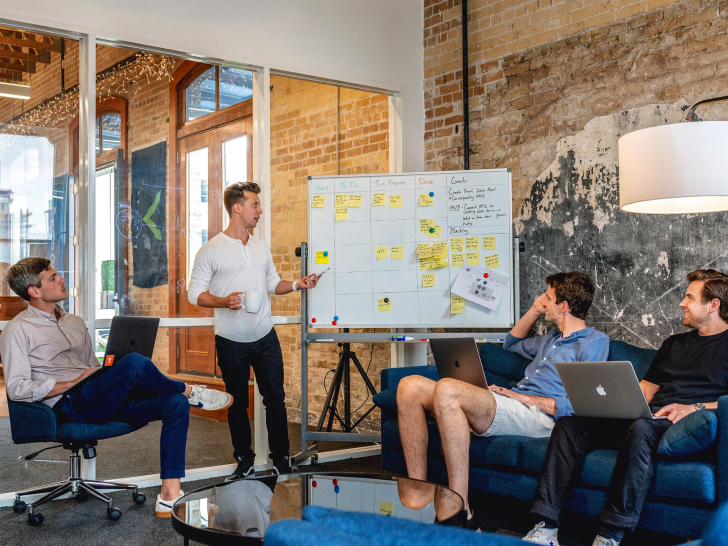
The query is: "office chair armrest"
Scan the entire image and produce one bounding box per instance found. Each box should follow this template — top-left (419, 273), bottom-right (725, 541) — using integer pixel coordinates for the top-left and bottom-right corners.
top-left (9, 400), bottom-right (58, 444)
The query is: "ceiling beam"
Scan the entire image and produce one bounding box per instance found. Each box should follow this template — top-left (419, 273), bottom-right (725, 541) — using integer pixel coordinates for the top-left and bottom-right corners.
top-left (0, 30), bottom-right (61, 53)
top-left (0, 69), bottom-right (22, 81)
top-left (0, 60), bottom-right (35, 73)
top-left (0, 46), bottom-right (49, 64)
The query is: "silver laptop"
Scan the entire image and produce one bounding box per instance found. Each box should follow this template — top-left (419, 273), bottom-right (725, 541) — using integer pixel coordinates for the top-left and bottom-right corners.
top-left (555, 361), bottom-right (666, 420)
top-left (430, 338), bottom-right (488, 390)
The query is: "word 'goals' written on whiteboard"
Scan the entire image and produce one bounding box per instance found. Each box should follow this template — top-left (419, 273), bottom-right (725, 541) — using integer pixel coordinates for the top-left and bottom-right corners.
top-left (307, 170), bottom-right (514, 328)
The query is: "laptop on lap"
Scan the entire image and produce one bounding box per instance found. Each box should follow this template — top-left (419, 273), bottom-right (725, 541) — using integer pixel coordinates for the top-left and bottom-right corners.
top-left (64, 316), bottom-right (160, 395)
top-left (430, 338), bottom-right (489, 390)
top-left (555, 361), bottom-right (667, 420)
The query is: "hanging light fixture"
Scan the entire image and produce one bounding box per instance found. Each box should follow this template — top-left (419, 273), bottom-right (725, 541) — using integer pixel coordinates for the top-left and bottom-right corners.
top-left (0, 82), bottom-right (31, 100)
top-left (618, 97), bottom-right (728, 214)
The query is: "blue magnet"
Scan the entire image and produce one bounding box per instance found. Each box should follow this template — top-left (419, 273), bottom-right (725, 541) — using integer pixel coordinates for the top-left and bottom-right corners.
top-left (323, 251), bottom-right (328, 257)
top-left (429, 192), bottom-right (434, 197)
top-left (334, 315), bottom-right (339, 321)
top-left (334, 485), bottom-right (340, 494)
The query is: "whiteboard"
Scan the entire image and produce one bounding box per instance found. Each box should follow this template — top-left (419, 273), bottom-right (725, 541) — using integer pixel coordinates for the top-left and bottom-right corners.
top-left (307, 170), bottom-right (514, 328)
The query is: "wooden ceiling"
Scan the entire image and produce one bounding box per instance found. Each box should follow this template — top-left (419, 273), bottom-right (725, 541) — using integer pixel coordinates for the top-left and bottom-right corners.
top-left (0, 27), bottom-right (62, 83)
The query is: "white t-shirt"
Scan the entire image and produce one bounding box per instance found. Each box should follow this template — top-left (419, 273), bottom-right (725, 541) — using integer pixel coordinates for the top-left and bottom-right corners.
top-left (187, 232), bottom-right (282, 343)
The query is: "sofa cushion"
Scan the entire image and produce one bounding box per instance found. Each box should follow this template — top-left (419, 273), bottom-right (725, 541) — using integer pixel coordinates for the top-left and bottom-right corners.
top-left (479, 342), bottom-right (530, 385)
top-left (521, 437), bottom-right (550, 473)
top-left (657, 410), bottom-right (718, 459)
top-left (607, 340), bottom-right (656, 380)
top-left (372, 388), bottom-right (398, 415)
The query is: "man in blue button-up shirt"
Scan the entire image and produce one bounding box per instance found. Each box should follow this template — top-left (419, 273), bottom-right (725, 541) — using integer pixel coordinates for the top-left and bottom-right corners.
top-left (397, 272), bottom-right (609, 525)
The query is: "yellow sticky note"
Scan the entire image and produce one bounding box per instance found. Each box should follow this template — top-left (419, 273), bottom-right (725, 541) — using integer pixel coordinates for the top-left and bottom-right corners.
top-left (335, 194), bottom-right (349, 207)
top-left (452, 253), bottom-right (465, 268)
top-left (432, 256), bottom-right (448, 269)
top-left (391, 246), bottom-right (404, 260)
top-left (335, 207), bottom-right (348, 221)
top-left (390, 194), bottom-right (403, 208)
top-left (417, 243), bottom-right (432, 257)
top-left (482, 236), bottom-right (497, 250)
top-left (373, 193), bottom-right (386, 207)
top-left (450, 238), bottom-right (464, 252)
top-left (349, 195), bottom-right (362, 207)
top-left (420, 219), bottom-right (435, 234)
top-left (427, 225), bottom-right (441, 239)
top-left (379, 501), bottom-right (394, 516)
top-left (312, 195), bottom-right (325, 208)
top-left (316, 251), bottom-right (329, 264)
top-left (485, 254), bottom-right (501, 268)
top-left (378, 298), bottom-right (392, 312)
top-left (374, 245), bottom-right (390, 261)
top-left (422, 273), bottom-right (437, 288)
top-left (467, 252), bottom-right (480, 266)
top-left (466, 237), bottom-right (479, 250)
top-left (419, 257), bottom-right (433, 270)
top-left (451, 295), bottom-right (465, 314)
top-left (419, 194), bottom-right (434, 206)
top-left (431, 242), bottom-right (448, 257)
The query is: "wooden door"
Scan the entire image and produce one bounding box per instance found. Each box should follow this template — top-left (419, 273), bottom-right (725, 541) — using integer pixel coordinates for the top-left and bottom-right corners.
top-left (173, 117), bottom-right (253, 375)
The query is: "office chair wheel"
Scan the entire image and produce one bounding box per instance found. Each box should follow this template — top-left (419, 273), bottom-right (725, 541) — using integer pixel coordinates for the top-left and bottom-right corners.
top-left (13, 500), bottom-right (26, 513)
top-left (75, 492), bottom-right (89, 502)
top-left (133, 492), bottom-right (146, 505)
top-left (27, 513), bottom-right (44, 526)
top-left (107, 507), bottom-right (122, 521)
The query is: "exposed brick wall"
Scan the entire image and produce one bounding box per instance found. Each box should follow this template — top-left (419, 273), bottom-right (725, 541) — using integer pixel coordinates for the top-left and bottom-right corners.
top-left (269, 76), bottom-right (390, 433)
top-left (424, 0), bottom-right (727, 215)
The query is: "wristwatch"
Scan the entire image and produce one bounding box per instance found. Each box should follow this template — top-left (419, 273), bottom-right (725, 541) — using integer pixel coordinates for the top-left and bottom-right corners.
top-left (693, 403), bottom-right (707, 411)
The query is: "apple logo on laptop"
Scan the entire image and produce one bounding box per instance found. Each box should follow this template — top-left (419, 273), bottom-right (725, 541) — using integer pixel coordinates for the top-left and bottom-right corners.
top-left (596, 385), bottom-right (606, 396)
top-left (454, 359), bottom-right (460, 368)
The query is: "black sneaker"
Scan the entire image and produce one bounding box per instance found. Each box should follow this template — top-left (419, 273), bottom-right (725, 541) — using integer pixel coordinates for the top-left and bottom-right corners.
top-left (271, 455), bottom-right (291, 475)
top-left (226, 455), bottom-right (255, 482)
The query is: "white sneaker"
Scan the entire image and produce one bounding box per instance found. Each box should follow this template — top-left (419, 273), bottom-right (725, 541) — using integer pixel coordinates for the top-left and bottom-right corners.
top-left (155, 490), bottom-right (184, 518)
top-left (523, 521), bottom-right (561, 545)
top-left (592, 537), bottom-right (620, 546)
top-left (188, 385), bottom-right (233, 411)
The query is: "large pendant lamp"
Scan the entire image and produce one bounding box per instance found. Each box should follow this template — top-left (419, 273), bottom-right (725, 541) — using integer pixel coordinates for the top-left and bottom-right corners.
top-left (619, 97), bottom-right (728, 214)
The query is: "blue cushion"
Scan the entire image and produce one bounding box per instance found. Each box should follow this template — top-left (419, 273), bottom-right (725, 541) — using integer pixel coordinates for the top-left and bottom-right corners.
top-left (479, 342), bottom-right (530, 383)
top-left (381, 365), bottom-right (438, 391)
top-left (698, 501), bottom-right (728, 546)
top-left (372, 388), bottom-right (398, 415)
top-left (57, 420), bottom-right (140, 441)
top-left (657, 410), bottom-right (718, 459)
top-left (521, 437), bottom-right (550, 473)
top-left (607, 340), bottom-right (656, 380)
top-left (266, 520), bottom-right (376, 546)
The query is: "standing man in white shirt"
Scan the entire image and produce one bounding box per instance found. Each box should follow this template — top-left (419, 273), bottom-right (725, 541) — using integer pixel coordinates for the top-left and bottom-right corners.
top-left (187, 182), bottom-right (318, 479)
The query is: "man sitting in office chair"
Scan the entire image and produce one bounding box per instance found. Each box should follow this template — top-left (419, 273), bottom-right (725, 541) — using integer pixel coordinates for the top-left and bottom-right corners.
top-left (0, 257), bottom-right (233, 518)
top-left (397, 271), bottom-right (609, 529)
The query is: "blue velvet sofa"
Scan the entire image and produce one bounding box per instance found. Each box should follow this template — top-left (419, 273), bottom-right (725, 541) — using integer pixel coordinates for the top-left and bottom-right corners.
top-left (372, 341), bottom-right (728, 540)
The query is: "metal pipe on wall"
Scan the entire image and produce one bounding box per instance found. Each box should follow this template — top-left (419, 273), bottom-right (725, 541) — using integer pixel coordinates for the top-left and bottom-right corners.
top-left (462, 0), bottom-right (469, 170)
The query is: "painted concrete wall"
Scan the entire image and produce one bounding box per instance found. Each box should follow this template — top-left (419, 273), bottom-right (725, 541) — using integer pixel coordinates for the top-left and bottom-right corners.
top-left (0, 0), bottom-right (425, 171)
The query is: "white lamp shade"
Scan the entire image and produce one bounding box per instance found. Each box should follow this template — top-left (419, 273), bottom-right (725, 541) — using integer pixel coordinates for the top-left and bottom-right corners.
top-left (618, 121), bottom-right (728, 214)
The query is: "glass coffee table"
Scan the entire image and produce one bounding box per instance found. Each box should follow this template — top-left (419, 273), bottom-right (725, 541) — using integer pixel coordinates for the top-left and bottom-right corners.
top-left (172, 472), bottom-right (463, 545)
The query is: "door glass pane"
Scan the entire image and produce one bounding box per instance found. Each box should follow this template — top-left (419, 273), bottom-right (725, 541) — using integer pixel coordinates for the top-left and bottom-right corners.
top-left (95, 117), bottom-right (100, 155)
top-left (101, 114), bottom-right (122, 152)
top-left (187, 148), bottom-right (209, 280)
top-left (95, 167), bottom-right (115, 319)
top-left (185, 67), bottom-right (216, 121)
top-left (219, 67), bottom-right (253, 110)
top-left (222, 135), bottom-right (248, 228)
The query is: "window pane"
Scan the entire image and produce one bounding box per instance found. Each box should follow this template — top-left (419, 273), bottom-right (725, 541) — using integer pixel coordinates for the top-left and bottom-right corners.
top-left (222, 135), bottom-right (248, 228)
top-left (219, 67), bottom-right (252, 110)
top-left (101, 114), bottom-right (121, 152)
top-left (187, 148), bottom-right (209, 280)
top-left (95, 117), bottom-right (100, 154)
top-left (185, 67), bottom-right (216, 121)
top-left (95, 167), bottom-right (115, 319)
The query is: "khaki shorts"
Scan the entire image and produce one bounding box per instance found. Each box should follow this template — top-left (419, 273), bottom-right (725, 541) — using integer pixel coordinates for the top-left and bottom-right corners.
top-left (474, 392), bottom-right (555, 438)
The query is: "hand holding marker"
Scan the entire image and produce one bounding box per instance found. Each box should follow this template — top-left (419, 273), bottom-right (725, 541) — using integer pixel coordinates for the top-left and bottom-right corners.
top-left (316, 267), bottom-right (330, 281)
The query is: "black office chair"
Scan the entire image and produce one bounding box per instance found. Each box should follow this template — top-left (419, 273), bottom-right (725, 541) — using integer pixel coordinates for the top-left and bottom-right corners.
top-left (7, 396), bottom-right (147, 526)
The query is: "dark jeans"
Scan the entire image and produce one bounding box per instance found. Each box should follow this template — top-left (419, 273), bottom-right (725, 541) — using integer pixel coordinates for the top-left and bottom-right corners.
top-left (54, 353), bottom-right (189, 479)
top-left (215, 328), bottom-right (289, 462)
top-left (531, 416), bottom-right (672, 531)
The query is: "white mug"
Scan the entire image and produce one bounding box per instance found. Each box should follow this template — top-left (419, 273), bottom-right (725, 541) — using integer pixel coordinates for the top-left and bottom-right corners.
top-left (244, 291), bottom-right (264, 314)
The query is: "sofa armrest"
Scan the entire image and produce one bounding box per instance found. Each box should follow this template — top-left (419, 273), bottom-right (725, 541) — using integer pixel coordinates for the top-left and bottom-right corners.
top-left (381, 365), bottom-right (438, 391)
top-left (8, 399), bottom-right (58, 444)
top-left (717, 395), bottom-right (728, 502)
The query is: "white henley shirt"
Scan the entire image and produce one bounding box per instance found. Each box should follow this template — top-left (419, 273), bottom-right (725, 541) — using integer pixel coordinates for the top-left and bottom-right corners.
top-left (187, 232), bottom-right (282, 343)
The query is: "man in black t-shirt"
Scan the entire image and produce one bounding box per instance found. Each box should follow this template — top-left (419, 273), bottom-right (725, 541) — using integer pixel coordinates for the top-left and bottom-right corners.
top-left (522, 269), bottom-right (728, 546)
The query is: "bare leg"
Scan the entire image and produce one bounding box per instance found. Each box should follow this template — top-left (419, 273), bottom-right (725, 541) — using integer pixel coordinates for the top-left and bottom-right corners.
top-left (432, 379), bottom-right (497, 511)
top-left (397, 375), bottom-right (437, 481)
top-left (160, 478), bottom-right (181, 501)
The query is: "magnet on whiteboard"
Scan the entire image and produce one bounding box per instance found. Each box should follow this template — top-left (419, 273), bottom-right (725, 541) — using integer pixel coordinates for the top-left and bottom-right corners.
top-left (484, 273), bottom-right (489, 278)
top-left (334, 315), bottom-right (339, 321)
top-left (429, 192), bottom-right (434, 197)
top-left (332, 320), bottom-right (337, 325)
top-left (384, 298), bottom-right (389, 303)
top-left (323, 251), bottom-right (328, 256)
top-left (312, 318), bottom-right (317, 323)
top-left (429, 228), bottom-right (435, 233)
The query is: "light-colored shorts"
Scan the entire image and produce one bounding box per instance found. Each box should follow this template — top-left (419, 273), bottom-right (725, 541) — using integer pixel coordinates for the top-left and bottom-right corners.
top-left (474, 392), bottom-right (555, 438)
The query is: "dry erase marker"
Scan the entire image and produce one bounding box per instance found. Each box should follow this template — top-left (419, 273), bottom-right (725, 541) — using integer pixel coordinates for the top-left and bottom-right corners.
top-left (316, 268), bottom-right (331, 279)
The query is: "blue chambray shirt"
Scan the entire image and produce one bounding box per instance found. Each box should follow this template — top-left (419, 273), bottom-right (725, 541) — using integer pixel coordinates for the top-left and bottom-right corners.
top-left (504, 327), bottom-right (610, 419)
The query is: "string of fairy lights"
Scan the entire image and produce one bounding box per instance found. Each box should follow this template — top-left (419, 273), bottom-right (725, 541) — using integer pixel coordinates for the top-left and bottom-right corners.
top-left (0, 52), bottom-right (175, 139)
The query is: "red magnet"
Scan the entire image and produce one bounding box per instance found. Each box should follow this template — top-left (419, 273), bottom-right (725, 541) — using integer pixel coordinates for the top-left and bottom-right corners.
top-left (483, 273), bottom-right (489, 278)
top-left (332, 320), bottom-right (338, 325)
top-left (332, 479), bottom-right (338, 486)
top-left (312, 318), bottom-right (317, 323)
top-left (312, 481), bottom-right (317, 488)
